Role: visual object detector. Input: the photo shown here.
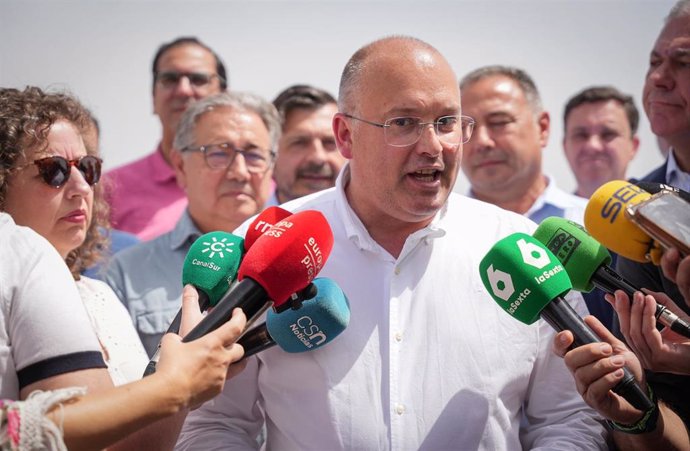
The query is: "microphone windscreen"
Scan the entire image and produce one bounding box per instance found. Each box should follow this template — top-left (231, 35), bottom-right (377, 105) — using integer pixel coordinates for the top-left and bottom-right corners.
top-left (238, 210), bottom-right (334, 307)
top-left (533, 217), bottom-right (611, 292)
top-left (182, 231), bottom-right (245, 305)
top-left (266, 277), bottom-right (350, 353)
top-left (584, 180), bottom-right (653, 263)
top-left (479, 233), bottom-right (572, 325)
top-left (244, 206), bottom-right (292, 251)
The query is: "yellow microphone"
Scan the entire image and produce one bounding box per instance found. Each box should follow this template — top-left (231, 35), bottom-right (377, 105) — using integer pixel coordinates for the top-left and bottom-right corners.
top-left (584, 180), bottom-right (661, 264)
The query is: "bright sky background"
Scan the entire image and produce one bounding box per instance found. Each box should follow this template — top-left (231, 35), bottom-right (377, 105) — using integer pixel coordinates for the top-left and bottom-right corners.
top-left (0, 0), bottom-right (674, 193)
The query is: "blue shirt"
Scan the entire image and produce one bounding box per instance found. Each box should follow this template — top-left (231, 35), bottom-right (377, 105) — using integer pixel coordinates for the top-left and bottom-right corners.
top-left (105, 210), bottom-right (201, 357)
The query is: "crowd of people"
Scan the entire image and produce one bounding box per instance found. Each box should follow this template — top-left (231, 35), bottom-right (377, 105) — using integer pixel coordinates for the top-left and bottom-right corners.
top-left (0, 1), bottom-right (689, 450)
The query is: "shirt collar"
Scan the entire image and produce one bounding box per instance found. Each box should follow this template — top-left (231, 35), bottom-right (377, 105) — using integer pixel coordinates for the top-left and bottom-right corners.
top-left (333, 163), bottom-right (447, 255)
top-left (169, 209), bottom-right (203, 250)
top-left (666, 148), bottom-right (690, 192)
top-left (150, 143), bottom-right (178, 184)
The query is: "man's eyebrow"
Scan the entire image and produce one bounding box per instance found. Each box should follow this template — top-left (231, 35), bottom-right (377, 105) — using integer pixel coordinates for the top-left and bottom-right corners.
top-left (671, 47), bottom-right (690, 58)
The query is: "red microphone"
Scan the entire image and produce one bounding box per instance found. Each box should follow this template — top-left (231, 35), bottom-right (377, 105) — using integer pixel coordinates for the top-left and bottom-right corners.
top-left (244, 206), bottom-right (292, 251)
top-left (182, 209), bottom-right (334, 342)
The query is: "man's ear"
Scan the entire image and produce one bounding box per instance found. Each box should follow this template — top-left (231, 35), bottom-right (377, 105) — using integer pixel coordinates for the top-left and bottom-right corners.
top-left (537, 111), bottom-right (551, 149)
top-left (333, 113), bottom-right (354, 159)
top-left (170, 149), bottom-right (187, 190)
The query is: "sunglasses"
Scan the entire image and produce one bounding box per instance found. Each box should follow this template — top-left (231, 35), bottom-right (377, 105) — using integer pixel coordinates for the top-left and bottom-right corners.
top-left (33, 155), bottom-right (102, 188)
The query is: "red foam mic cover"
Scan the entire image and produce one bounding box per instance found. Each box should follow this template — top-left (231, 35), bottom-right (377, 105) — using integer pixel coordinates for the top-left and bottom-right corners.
top-left (244, 206), bottom-right (293, 251)
top-left (238, 210), bottom-right (334, 307)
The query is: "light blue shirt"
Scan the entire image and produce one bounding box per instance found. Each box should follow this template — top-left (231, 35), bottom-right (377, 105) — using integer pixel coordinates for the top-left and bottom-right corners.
top-left (105, 210), bottom-right (201, 357)
top-left (525, 176), bottom-right (587, 225)
top-left (666, 148), bottom-right (690, 192)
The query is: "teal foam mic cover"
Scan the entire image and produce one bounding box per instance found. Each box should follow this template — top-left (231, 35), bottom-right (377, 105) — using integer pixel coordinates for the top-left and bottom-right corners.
top-left (533, 217), bottom-right (611, 292)
top-left (479, 233), bottom-right (573, 325)
top-left (182, 231), bottom-right (245, 306)
top-left (266, 277), bottom-right (350, 353)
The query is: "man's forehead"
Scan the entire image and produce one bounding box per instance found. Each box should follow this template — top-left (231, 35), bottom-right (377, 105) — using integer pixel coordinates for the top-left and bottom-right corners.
top-left (654, 18), bottom-right (690, 54)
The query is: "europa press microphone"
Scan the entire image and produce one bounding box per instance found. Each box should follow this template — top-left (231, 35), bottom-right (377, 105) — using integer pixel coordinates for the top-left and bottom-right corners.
top-left (479, 233), bottom-right (653, 411)
top-left (182, 209), bottom-right (335, 343)
top-left (143, 231), bottom-right (245, 376)
top-left (533, 217), bottom-right (690, 338)
top-left (238, 277), bottom-right (350, 359)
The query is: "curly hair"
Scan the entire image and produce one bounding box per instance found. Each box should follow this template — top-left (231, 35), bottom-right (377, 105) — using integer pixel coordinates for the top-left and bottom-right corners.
top-left (0, 86), bottom-right (110, 278)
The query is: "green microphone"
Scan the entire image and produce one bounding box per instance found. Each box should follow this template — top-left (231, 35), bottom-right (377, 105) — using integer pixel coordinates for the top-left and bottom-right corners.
top-left (480, 233), bottom-right (653, 412)
top-left (144, 231), bottom-right (245, 376)
top-left (534, 217), bottom-right (690, 339)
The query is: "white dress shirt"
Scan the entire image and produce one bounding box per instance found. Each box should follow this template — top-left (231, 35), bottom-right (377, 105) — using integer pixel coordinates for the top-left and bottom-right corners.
top-left (176, 167), bottom-right (607, 451)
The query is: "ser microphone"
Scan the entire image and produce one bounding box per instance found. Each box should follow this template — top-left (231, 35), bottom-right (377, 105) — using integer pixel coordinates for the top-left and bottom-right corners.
top-left (244, 206), bottom-right (292, 251)
top-left (584, 180), bottom-right (656, 263)
top-left (182, 209), bottom-right (334, 343)
top-left (237, 277), bottom-right (350, 359)
top-left (634, 181), bottom-right (690, 203)
top-left (533, 216), bottom-right (690, 339)
top-left (479, 233), bottom-right (653, 412)
top-left (143, 231), bottom-right (245, 376)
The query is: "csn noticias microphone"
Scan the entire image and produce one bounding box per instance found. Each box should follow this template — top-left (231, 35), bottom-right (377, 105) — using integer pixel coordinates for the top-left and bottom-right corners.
top-left (634, 180), bottom-right (690, 203)
top-left (237, 277), bottom-right (350, 359)
top-left (244, 205), bottom-right (292, 251)
top-left (479, 233), bottom-right (653, 411)
top-left (584, 180), bottom-right (656, 263)
top-left (533, 216), bottom-right (690, 339)
top-left (182, 210), bottom-right (334, 343)
top-left (143, 231), bottom-right (245, 376)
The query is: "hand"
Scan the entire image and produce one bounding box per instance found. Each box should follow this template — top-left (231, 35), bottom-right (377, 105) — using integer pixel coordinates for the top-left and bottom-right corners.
top-left (660, 247), bottom-right (690, 306)
top-left (155, 285), bottom-right (247, 410)
top-left (552, 315), bottom-right (646, 424)
top-left (607, 289), bottom-right (690, 375)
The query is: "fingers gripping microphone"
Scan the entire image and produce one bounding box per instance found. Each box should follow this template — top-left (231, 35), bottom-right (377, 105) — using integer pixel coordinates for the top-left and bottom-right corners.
top-left (584, 181), bottom-right (657, 263)
top-left (237, 277), bottom-right (351, 359)
top-left (182, 210), bottom-right (335, 343)
top-left (635, 181), bottom-right (690, 203)
top-left (143, 231), bottom-right (245, 376)
top-left (534, 217), bottom-right (690, 339)
top-left (479, 233), bottom-right (654, 412)
top-left (244, 206), bottom-right (292, 251)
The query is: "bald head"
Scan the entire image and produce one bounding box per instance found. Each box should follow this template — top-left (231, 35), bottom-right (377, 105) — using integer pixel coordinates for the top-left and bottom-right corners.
top-left (338, 36), bottom-right (454, 114)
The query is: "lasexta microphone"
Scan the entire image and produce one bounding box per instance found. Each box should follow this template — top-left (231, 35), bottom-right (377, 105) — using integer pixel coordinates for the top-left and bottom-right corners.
top-left (244, 206), bottom-right (292, 251)
top-left (238, 277), bottom-right (350, 359)
top-left (479, 233), bottom-right (653, 411)
top-left (584, 180), bottom-right (657, 263)
top-left (182, 209), bottom-right (334, 343)
top-left (533, 217), bottom-right (690, 338)
top-left (143, 231), bottom-right (245, 376)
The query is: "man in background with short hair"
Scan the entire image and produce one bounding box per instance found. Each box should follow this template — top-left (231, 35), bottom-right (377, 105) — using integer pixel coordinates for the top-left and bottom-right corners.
top-left (562, 86), bottom-right (640, 199)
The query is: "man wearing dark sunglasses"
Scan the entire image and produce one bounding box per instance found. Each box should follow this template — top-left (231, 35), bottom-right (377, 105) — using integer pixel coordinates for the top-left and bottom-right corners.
top-left (104, 36), bottom-right (227, 241)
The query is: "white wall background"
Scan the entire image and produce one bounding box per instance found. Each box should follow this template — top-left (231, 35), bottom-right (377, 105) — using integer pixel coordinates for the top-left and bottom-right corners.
top-left (0, 0), bottom-right (673, 194)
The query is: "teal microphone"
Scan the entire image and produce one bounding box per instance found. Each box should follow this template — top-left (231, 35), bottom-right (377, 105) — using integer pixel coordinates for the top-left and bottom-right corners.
top-left (144, 231), bottom-right (245, 376)
top-left (238, 278), bottom-right (350, 358)
top-left (534, 217), bottom-right (690, 339)
top-left (480, 233), bottom-right (653, 412)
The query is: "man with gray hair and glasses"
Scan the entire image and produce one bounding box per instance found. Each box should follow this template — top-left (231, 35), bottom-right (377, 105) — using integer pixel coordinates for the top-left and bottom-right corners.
top-left (106, 91), bottom-right (278, 356)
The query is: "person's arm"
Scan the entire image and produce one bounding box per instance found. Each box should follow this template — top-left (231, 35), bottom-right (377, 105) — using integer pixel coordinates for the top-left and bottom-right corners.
top-left (608, 290), bottom-right (690, 375)
top-left (553, 316), bottom-right (690, 451)
top-left (45, 286), bottom-right (247, 451)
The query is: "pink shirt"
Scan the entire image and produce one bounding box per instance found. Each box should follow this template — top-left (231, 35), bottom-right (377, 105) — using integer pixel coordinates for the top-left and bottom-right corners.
top-left (104, 145), bottom-right (187, 240)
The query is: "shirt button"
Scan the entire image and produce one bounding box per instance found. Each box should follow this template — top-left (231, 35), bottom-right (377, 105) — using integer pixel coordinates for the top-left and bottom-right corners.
top-left (395, 404), bottom-right (405, 415)
top-left (394, 332), bottom-right (403, 342)
top-left (394, 266), bottom-right (401, 275)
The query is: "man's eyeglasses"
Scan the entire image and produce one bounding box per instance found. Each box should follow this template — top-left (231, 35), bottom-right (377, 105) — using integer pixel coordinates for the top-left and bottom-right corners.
top-left (182, 142), bottom-right (275, 174)
top-left (155, 71), bottom-right (224, 89)
top-left (342, 114), bottom-right (475, 147)
top-left (32, 155), bottom-right (102, 188)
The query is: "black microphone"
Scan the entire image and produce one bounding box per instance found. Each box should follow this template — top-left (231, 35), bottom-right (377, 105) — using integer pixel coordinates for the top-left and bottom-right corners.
top-left (634, 180), bottom-right (690, 203)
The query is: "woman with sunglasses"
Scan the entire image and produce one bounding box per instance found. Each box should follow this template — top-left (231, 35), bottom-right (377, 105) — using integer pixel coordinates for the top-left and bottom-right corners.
top-left (0, 86), bottom-right (148, 386)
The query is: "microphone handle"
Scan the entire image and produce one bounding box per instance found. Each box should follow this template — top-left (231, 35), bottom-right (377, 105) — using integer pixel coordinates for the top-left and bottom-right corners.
top-left (237, 326), bottom-right (276, 360)
top-left (592, 266), bottom-right (690, 339)
top-left (183, 278), bottom-right (269, 343)
top-left (143, 290), bottom-right (211, 377)
top-left (540, 296), bottom-right (654, 412)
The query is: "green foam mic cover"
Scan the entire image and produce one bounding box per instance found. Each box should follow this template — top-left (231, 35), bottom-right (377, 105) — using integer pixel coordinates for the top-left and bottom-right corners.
top-left (479, 233), bottom-right (572, 325)
top-left (182, 231), bottom-right (245, 305)
top-left (533, 217), bottom-right (611, 292)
